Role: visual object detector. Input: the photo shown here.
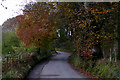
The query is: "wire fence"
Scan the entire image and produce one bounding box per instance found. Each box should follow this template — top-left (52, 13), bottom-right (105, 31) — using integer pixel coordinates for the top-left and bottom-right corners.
top-left (2, 53), bottom-right (32, 74)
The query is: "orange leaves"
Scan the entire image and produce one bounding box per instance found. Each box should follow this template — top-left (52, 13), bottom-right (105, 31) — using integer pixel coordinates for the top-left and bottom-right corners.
top-left (15, 3), bottom-right (56, 48)
top-left (90, 8), bottom-right (114, 15)
top-left (76, 34), bottom-right (95, 61)
top-left (78, 47), bottom-right (93, 61)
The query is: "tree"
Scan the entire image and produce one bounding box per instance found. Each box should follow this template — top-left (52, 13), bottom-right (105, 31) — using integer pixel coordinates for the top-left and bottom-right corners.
top-left (56, 2), bottom-right (119, 61)
top-left (16, 2), bottom-right (57, 54)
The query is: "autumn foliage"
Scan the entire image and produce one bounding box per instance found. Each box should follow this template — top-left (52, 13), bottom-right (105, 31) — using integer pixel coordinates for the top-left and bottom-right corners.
top-left (16, 3), bottom-right (56, 50)
top-left (56, 2), bottom-right (119, 61)
top-left (15, 2), bottom-right (119, 61)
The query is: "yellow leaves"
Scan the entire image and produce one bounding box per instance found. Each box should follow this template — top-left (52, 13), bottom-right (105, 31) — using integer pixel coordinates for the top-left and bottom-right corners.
top-left (78, 12), bottom-right (81, 15)
top-left (104, 36), bottom-right (107, 38)
top-left (12, 46), bottom-right (17, 52)
top-left (91, 10), bottom-right (95, 14)
top-left (95, 15), bottom-right (99, 20)
top-left (93, 26), bottom-right (96, 28)
top-left (97, 36), bottom-right (99, 39)
top-left (90, 8), bottom-right (114, 15)
top-left (90, 32), bottom-right (94, 35)
top-left (102, 31), bottom-right (105, 35)
top-left (84, 12), bottom-right (86, 15)
top-left (108, 35), bottom-right (112, 38)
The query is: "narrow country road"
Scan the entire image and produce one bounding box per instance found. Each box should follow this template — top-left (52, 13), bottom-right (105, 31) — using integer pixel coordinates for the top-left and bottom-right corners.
top-left (27, 51), bottom-right (87, 79)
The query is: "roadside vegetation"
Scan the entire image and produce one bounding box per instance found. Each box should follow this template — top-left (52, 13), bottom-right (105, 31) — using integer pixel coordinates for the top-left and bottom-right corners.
top-left (69, 54), bottom-right (120, 78)
top-left (2, 31), bottom-right (53, 78)
top-left (2, 31), bottom-right (20, 56)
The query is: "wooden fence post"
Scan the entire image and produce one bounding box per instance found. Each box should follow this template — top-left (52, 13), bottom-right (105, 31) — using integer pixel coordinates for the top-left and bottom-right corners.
top-left (12, 57), bottom-right (13, 68)
top-left (6, 56), bottom-right (8, 70)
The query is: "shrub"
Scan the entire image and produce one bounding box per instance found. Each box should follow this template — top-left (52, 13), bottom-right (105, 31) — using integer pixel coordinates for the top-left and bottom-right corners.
top-left (3, 69), bottom-right (19, 78)
top-left (2, 51), bottom-right (51, 78)
top-left (12, 44), bottom-right (37, 55)
top-left (86, 60), bottom-right (94, 72)
top-left (69, 54), bottom-right (120, 78)
top-left (2, 31), bottom-right (20, 55)
top-left (92, 61), bottom-right (120, 78)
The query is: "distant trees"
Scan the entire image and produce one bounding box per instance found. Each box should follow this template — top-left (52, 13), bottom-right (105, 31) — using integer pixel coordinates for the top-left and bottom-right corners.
top-left (2, 17), bottom-right (17, 31)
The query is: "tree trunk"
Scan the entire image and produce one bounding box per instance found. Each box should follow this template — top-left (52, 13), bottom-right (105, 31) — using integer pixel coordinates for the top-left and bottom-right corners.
top-left (117, 6), bottom-right (120, 60)
top-left (37, 48), bottom-right (40, 54)
top-left (114, 48), bottom-right (117, 62)
top-left (109, 48), bottom-right (112, 62)
top-left (103, 49), bottom-right (105, 59)
top-left (118, 23), bottom-right (120, 60)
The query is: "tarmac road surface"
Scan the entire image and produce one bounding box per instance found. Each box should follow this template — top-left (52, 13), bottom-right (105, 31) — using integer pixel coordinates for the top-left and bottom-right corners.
top-left (27, 51), bottom-right (87, 79)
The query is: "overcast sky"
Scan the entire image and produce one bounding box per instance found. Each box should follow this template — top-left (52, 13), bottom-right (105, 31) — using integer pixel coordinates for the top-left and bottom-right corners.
top-left (0, 0), bottom-right (36, 25)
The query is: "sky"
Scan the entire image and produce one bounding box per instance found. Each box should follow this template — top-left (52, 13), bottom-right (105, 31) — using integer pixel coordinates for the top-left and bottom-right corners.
top-left (0, 0), bottom-right (36, 25)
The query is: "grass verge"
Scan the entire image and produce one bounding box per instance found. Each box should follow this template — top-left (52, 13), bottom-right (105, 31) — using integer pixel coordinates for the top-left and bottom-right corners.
top-left (69, 54), bottom-right (120, 78)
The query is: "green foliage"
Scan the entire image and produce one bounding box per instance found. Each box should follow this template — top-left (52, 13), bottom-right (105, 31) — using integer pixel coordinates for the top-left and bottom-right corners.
top-left (86, 60), bottom-right (94, 72)
top-left (2, 31), bottom-right (20, 55)
top-left (70, 54), bottom-right (120, 78)
top-left (69, 55), bottom-right (82, 68)
top-left (2, 51), bottom-right (51, 78)
top-left (3, 69), bottom-right (19, 78)
top-left (12, 42), bottom-right (37, 55)
top-left (27, 46), bottom-right (37, 53)
top-left (93, 62), bottom-right (120, 78)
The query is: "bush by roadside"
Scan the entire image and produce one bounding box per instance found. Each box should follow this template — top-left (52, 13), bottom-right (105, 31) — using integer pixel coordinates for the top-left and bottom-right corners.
top-left (2, 31), bottom-right (20, 56)
top-left (2, 52), bottom-right (51, 78)
top-left (69, 54), bottom-right (120, 78)
top-left (2, 31), bottom-right (55, 78)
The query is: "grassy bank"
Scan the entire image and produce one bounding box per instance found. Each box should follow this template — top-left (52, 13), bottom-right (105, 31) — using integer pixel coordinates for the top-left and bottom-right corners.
top-left (69, 54), bottom-right (120, 78)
